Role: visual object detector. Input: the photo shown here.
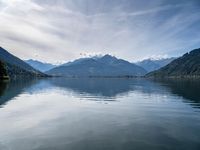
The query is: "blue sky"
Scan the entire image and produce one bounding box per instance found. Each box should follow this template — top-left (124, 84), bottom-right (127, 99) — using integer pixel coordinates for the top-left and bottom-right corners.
top-left (0, 0), bottom-right (200, 64)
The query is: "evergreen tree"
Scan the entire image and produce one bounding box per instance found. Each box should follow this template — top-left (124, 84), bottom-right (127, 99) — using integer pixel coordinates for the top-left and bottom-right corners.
top-left (0, 60), bottom-right (7, 78)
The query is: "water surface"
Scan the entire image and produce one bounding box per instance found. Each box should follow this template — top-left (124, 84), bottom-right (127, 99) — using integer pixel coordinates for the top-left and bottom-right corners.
top-left (0, 78), bottom-right (200, 150)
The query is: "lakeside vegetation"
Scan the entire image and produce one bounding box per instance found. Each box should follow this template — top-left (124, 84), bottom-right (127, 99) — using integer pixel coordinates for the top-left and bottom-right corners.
top-left (0, 47), bottom-right (49, 80)
top-left (0, 60), bottom-right (9, 80)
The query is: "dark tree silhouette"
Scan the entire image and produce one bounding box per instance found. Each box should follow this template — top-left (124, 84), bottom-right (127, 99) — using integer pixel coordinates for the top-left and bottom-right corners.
top-left (0, 60), bottom-right (8, 78)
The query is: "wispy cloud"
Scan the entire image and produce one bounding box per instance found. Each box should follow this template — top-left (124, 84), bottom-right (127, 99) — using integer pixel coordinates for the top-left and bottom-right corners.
top-left (0, 0), bottom-right (200, 63)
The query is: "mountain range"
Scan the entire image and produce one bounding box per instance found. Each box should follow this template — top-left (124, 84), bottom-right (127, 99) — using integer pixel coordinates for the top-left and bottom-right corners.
top-left (147, 48), bottom-right (200, 78)
top-left (0, 47), bottom-right (46, 78)
top-left (25, 57), bottom-right (176, 74)
top-left (1, 46), bottom-right (200, 79)
top-left (46, 54), bottom-right (147, 77)
top-left (25, 59), bottom-right (57, 72)
top-left (136, 58), bottom-right (175, 73)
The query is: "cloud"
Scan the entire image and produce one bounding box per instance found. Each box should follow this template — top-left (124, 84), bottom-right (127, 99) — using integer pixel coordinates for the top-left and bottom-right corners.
top-left (0, 0), bottom-right (200, 63)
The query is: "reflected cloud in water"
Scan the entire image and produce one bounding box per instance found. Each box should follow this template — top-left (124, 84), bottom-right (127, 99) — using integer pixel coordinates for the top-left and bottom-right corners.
top-left (0, 78), bottom-right (200, 150)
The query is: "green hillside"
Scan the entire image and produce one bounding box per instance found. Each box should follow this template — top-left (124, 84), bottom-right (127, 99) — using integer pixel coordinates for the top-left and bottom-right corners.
top-left (0, 47), bottom-right (48, 79)
top-left (146, 48), bottom-right (200, 78)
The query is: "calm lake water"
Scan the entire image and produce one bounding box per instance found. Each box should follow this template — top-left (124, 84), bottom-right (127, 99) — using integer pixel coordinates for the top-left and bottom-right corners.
top-left (0, 78), bottom-right (200, 150)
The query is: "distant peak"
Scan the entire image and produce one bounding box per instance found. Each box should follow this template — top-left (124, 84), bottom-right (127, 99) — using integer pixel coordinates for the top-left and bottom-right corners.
top-left (25, 59), bottom-right (39, 63)
top-left (104, 54), bottom-right (114, 57)
top-left (26, 59), bottom-right (34, 61)
top-left (138, 57), bottom-right (172, 62)
top-left (101, 54), bottom-right (116, 59)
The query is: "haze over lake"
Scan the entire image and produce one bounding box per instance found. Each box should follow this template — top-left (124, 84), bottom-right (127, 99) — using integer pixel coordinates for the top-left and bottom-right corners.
top-left (0, 78), bottom-right (200, 150)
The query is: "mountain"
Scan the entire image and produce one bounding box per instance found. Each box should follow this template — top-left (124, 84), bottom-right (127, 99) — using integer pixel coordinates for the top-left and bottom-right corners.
top-left (136, 58), bottom-right (175, 72)
top-left (0, 47), bottom-right (46, 78)
top-left (46, 54), bottom-right (147, 77)
top-left (25, 59), bottom-right (56, 72)
top-left (146, 48), bottom-right (200, 78)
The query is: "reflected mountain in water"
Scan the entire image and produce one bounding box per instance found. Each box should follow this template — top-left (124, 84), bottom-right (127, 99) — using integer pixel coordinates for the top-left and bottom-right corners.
top-left (154, 79), bottom-right (200, 106)
top-left (0, 79), bottom-right (40, 106)
top-left (0, 78), bottom-right (200, 108)
top-left (49, 78), bottom-right (169, 98)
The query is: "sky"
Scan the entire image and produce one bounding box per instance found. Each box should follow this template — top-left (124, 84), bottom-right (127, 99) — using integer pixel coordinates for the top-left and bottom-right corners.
top-left (0, 0), bottom-right (200, 64)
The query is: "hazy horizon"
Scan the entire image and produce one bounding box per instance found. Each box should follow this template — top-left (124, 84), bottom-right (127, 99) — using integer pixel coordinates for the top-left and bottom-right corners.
top-left (0, 0), bottom-right (200, 64)
top-left (1, 46), bottom-right (178, 65)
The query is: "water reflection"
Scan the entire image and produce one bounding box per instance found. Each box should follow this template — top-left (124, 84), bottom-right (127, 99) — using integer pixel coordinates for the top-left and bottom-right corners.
top-left (49, 78), bottom-right (169, 97)
top-left (49, 78), bottom-right (200, 108)
top-left (0, 78), bottom-right (200, 107)
top-left (44, 78), bottom-right (173, 102)
top-left (0, 79), bottom-right (40, 106)
top-left (0, 78), bottom-right (200, 150)
top-left (153, 79), bottom-right (200, 108)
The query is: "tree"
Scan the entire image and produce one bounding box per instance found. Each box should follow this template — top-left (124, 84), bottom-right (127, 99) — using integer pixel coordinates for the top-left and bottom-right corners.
top-left (0, 60), bottom-right (8, 78)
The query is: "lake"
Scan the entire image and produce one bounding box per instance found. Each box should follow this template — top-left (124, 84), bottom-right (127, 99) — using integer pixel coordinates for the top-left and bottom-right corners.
top-left (0, 78), bottom-right (200, 150)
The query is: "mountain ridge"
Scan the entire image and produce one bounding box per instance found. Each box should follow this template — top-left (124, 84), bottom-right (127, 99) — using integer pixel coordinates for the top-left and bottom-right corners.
top-left (136, 57), bottom-right (176, 72)
top-left (146, 48), bottom-right (200, 78)
top-left (25, 59), bottom-right (57, 72)
top-left (46, 54), bottom-right (147, 77)
top-left (0, 47), bottom-right (47, 78)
